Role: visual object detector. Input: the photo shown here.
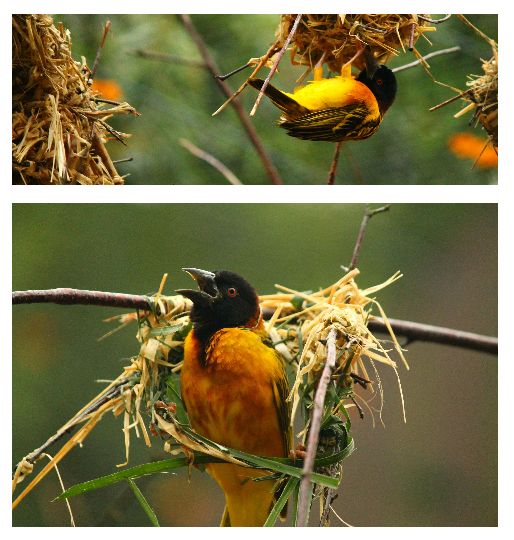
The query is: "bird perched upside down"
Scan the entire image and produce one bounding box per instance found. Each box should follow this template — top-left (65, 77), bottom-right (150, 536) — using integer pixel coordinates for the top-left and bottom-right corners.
top-left (177, 268), bottom-right (291, 527)
top-left (248, 53), bottom-right (397, 142)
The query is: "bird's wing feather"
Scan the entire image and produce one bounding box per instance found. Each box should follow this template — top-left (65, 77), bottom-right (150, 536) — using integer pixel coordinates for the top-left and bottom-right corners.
top-left (280, 103), bottom-right (381, 142)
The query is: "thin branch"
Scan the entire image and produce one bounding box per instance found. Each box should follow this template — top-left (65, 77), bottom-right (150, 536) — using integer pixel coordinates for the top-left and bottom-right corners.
top-left (327, 142), bottom-right (343, 185)
top-left (131, 48), bottom-right (206, 67)
top-left (417, 14), bottom-right (452, 24)
top-left (91, 20), bottom-right (112, 80)
top-left (12, 289), bottom-right (152, 310)
top-left (392, 46), bottom-right (461, 73)
top-left (349, 205), bottom-right (390, 270)
top-left (297, 328), bottom-right (338, 527)
top-left (250, 13), bottom-right (302, 117)
top-left (13, 288), bottom-right (498, 355)
top-left (368, 317), bottom-right (498, 355)
top-left (179, 138), bottom-right (242, 185)
top-left (178, 15), bottom-right (283, 185)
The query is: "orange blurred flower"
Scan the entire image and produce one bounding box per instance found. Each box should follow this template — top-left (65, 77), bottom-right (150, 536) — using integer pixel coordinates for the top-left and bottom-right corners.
top-left (448, 132), bottom-right (498, 168)
top-left (91, 79), bottom-right (123, 101)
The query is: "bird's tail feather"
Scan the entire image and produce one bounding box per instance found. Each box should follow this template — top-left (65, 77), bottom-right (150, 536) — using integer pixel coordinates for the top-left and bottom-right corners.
top-left (248, 78), bottom-right (308, 115)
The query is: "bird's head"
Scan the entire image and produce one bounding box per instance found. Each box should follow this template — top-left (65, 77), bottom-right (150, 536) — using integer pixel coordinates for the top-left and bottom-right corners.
top-left (177, 268), bottom-right (261, 337)
top-left (357, 63), bottom-right (397, 115)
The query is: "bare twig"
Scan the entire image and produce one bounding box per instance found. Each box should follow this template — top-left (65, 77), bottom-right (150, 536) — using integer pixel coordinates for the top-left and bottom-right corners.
top-left (13, 288), bottom-right (498, 354)
top-left (91, 20), bottom-right (112, 80)
top-left (297, 328), bottom-right (338, 527)
top-left (327, 142), bottom-right (343, 185)
top-left (392, 46), bottom-right (461, 73)
top-left (178, 15), bottom-right (283, 185)
top-left (349, 205), bottom-right (390, 271)
top-left (131, 48), bottom-right (206, 67)
top-left (368, 317), bottom-right (498, 355)
top-left (179, 138), bottom-right (242, 185)
top-left (250, 13), bottom-right (302, 117)
top-left (12, 288), bottom-right (152, 310)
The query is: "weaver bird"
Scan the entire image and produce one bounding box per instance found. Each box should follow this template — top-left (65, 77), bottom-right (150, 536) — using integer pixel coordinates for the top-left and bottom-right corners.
top-left (248, 59), bottom-right (397, 142)
top-left (178, 268), bottom-right (291, 527)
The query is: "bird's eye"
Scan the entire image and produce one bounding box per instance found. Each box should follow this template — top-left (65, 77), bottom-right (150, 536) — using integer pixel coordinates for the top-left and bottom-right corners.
top-left (227, 287), bottom-right (237, 298)
top-left (376, 78), bottom-right (383, 86)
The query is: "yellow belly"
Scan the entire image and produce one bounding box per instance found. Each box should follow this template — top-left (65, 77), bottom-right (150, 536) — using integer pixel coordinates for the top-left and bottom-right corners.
top-left (287, 76), bottom-right (379, 115)
top-left (181, 328), bottom-right (287, 526)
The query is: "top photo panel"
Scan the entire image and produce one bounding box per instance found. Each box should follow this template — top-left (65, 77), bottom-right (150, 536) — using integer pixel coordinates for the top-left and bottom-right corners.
top-left (12, 14), bottom-right (498, 185)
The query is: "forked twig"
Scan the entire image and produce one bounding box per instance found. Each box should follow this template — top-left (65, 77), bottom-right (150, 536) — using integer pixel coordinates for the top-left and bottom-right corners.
top-left (349, 205), bottom-right (390, 271)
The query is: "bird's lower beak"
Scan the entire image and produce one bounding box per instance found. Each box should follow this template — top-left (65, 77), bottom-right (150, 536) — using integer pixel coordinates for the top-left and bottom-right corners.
top-left (176, 267), bottom-right (218, 305)
top-left (364, 47), bottom-right (379, 78)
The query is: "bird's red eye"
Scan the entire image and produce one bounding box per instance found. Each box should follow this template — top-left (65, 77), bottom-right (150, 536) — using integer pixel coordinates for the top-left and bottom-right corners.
top-left (376, 78), bottom-right (383, 86)
top-left (227, 287), bottom-right (237, 298)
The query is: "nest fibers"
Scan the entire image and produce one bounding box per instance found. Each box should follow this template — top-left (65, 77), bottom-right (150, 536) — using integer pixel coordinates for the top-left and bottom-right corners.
top-left (12, 15), bottom-right (139, 185)
top-left (277, 14), bottom-right (436, 73)
top-left (458, 44), bottom-right (498, 149)
top-left (12, 269), bottom-right (407, 507)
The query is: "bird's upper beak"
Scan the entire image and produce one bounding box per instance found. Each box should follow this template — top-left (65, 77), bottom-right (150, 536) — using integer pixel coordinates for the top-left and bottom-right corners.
top-left (176, 268), bottom-right (219, 305)
top-left (364, 47), bottom-right (379, 79)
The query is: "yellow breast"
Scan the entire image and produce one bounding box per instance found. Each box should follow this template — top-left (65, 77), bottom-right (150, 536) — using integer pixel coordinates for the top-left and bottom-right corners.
top-left (181, 328), bottom-right (285, 457)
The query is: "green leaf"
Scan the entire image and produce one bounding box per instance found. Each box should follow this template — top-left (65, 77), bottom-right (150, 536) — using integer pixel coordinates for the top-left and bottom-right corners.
top-left (127, 478), bottom-right (160, 527)
top-left (264, 476), bottom-right (299, 527)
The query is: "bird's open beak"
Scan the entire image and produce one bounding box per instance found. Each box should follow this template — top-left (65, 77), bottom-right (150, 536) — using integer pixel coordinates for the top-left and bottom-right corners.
top-left (176, 267), bottom-right (219, 305)
top-left (364, 47), bottom-right (379, 78)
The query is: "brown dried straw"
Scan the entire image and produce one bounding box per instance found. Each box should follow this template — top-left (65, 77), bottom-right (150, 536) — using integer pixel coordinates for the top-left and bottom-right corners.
top-left (12, 15), bottom-right (139, 185)
top-left (277, 14), bottom-right (437, 73)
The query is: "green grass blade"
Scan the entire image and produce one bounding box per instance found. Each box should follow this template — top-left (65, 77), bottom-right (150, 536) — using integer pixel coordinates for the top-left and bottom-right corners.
top-left (58, 431), bottom-right (351, 502)
top-left (127, 478), bottom-right (160, 527)
top-left (264, 477), bottom-right (299, 527)
top-left (290, 480), bottom-right (300, 526)
top-left (56, 454), bottom-right (219, 500)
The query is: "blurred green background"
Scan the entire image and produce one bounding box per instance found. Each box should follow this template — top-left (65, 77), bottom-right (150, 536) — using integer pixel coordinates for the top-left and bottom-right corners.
top-left (12, 203), bottom-right (497, 526)
top-left (46, 14), bottom-right (497, 185)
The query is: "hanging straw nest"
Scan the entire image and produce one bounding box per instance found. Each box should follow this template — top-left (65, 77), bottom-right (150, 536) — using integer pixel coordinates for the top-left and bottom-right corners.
top-left (458, 44), bottom-right (498, 149)
top-left (277, 14), bottom-right (436, 73)
top-left (12, 15), bottom-right (139, 185)
top-left (13, 269), bottom-right (407, 509)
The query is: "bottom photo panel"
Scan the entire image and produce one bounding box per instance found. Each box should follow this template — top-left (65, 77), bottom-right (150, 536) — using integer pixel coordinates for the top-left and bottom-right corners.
top-left (12, 203), bottom-right (498, 527)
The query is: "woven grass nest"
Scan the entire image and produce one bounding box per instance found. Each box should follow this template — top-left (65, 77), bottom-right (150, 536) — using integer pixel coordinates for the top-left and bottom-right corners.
top-left (12, 14), bottom-right (139, 185)
top-left (13, 268), bottom-right (408, 509)
top-left (277, 14), bottom-right (436, 73)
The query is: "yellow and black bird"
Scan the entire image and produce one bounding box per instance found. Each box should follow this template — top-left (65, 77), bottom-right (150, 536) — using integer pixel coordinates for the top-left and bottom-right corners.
top-left (248, 58), bottom-right (397, 142)
top-left (177, 268), bottom-right (291, 527)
